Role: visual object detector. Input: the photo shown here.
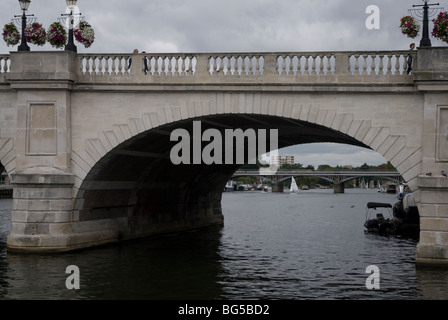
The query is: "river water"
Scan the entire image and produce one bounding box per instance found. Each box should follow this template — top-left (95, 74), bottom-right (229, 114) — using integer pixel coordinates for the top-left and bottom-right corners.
top-left (1, 188), bottom-right (448, 300)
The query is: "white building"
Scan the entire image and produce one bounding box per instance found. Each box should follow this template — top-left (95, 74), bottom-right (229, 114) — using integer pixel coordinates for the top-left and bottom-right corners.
top-left (270, 154), bottom-right (295, 166)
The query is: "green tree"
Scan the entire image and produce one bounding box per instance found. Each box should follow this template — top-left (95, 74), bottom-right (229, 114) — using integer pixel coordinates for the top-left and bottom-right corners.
top-left (317, 164), bottom-right (333, 171)
top-left (279, 163), bottom-right (303, 171)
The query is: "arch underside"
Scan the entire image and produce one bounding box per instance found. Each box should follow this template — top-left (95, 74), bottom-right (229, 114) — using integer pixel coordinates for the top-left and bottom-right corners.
top-left (75, 114), bottom-right (372, 241)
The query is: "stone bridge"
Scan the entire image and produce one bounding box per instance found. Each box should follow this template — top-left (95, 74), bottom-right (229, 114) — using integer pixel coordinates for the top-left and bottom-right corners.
top-left (0, 48), bottom-right (447, 266)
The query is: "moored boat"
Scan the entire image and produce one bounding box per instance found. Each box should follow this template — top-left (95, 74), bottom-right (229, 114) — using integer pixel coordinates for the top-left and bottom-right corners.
top-left (364, 202), bottom-right (397, 235)
top-left (364, 194), bottom-right (420, 239)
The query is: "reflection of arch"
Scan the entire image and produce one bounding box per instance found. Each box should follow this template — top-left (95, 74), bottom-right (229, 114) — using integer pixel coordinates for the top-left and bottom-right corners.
top-left (70, 102), bottom-right (422, 242)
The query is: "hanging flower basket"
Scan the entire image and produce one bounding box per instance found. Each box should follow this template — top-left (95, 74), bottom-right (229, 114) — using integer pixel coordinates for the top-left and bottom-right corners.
top-left (400, 16), bottom-right (420, 39)
top-left (2, 23), bottom-right (21, 47)
top-left (74, 20), bottom-right (95, 48)
top-left (47, 22), bottom-right (67, 49)
top-left (432, 11), bottom-right (448, 44)
top-left (24, 22), bottom-right (46, 46)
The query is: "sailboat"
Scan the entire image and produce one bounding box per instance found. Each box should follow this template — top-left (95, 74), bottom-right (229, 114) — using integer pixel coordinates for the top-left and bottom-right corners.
top-left (290, 177), bottom-right (299, 193)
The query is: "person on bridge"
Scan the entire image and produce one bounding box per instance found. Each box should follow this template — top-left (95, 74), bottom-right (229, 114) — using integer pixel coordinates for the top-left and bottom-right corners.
top-left (128, 49), bottom-right (139, 70)
top-left (407, 43), bottom-right (415, 75)
top-left (142, 51), bottom-right (149, 75)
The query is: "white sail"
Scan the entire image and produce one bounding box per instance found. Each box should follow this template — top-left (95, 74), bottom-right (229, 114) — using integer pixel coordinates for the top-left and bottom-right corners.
top-left (290, 177), bottom-right (299, 193)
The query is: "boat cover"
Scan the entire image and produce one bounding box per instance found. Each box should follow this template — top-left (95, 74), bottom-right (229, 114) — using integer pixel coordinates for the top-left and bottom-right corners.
top-left (367, 202), bottom-right (393, 209)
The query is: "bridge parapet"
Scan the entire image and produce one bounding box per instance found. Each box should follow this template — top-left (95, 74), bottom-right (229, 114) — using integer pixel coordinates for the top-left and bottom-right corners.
top-left (75, 51), bottom-right (415, 86)
top-left (0, 50), bottom-right (416, 89)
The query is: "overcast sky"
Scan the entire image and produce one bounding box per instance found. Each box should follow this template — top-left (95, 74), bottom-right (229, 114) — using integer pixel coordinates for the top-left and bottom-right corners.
top-left (1, 0), bottom-right (445, 167)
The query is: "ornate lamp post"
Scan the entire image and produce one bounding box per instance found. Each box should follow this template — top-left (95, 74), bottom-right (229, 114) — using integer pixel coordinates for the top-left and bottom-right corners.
top-left (62, 0), bottom-right (79, 52)
top-left (411, 0), bottom-right (441, 47)
top-left (15, 0), bottom-right (33, 51)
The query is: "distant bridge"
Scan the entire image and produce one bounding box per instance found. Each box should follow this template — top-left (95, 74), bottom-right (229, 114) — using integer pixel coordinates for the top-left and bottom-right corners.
top-left (232, 170), bottom-right (403, 193)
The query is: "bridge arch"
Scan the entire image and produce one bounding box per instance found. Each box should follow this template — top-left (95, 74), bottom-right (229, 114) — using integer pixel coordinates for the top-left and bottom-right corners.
top-left (71, 97), bottom-right (422, 243)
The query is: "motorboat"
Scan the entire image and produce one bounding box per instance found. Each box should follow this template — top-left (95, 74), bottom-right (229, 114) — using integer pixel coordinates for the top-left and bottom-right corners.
top-left (364, 202), bottom-right (397, 235)
top-left (364, 194), bottom-right (420, 239)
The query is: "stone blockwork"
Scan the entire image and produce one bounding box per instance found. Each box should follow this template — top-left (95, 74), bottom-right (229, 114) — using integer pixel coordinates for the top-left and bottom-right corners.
top-left (414, 48), bottom-right (448, 266)
top-left (416, 176), bottom-right (448, 266)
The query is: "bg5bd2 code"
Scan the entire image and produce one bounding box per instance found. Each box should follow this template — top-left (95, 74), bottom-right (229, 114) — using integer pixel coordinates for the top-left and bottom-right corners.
top-left (222, 305), bottom-right (269, 315)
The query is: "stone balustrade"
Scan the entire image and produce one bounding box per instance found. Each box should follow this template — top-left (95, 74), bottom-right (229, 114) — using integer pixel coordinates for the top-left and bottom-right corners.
top-left (0, 50), bottom-right (416, 85)
top-left (75, 51), bottom-right (415, 83)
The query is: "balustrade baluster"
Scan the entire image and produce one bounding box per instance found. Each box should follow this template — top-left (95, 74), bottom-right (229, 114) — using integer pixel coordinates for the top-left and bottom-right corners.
top-left (120, 56), bottom-right (125, 75)
top-left (227, 56), bottom-right (232, 75)
top-left (371, 55), bottom-right (376, 75)
top-left (1, 58), bottom-right (5, 73)
top-left (305, 56), bottom-right (311, 75)
top-left (153, 57), bottom-right (159, 75)
top-left (313, 55), bottom-right (319, 75)
top-left (104, 56), bottom-right (109, 75)
top-left (117, 56), bottom-right (122, 75)
top-left (95, 57), bottom-right (101, 75)
top-left (173, 56), bottom-right (179, 75)
top-left (233, 56), bottom-right (239, 75)
top-left (187, 57), bottom-right (194, 75)
top-left (167, 57), bottom-right (173, 76)
top-left (278, 55), bottom-right (285, 75)
top-left (211, 57), bottom-right (220, 74)
top-left (173, 56), bottom-right (178, 76)
top-left (160, 57), bottom-right (166, 75)
top-left (88, 57), bottom-right (93, 75)
top-left (80, 56), bottom-right (85, 75)
top-left (395, 55), bottom-right (401, 75)
top-left (326, 56), bottom-right (332, 75)
top-left (98, 57), bottom-right (103, 75)
top-left (4, 58), bottom-right (9, 73)
top-left (91, 57), bottom-right (95, 75)
top-left (178, 57), bottom-right (184, 76)
top-left (298, 56), bottom-right (304, 75)
top-left (386, 56), bottom-right (392, 75)
top-left (255, 55), bottom-right (261, 75)
top-left (110, 57), bottom-right (114, 75)
top-left (220, 56), bottom-right (225, 74)
top-left (241, 56), bottom-right (247, 75)
top-left (378, 55), bottom-right (384, 75)
top-left (248, 56), bottom-right (253, 75)
top-left (223, 56), bottom-right (228, 74)
top-left (362, 54), bottom-right (368, 75)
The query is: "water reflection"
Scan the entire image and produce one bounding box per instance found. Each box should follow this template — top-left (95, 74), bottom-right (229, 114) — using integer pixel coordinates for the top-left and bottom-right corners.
top-left (2, 227), bottom-right (225, 300)
top-left (1, 192), bottom-right (448, 300)
top-left (416, 266), bottom-right (448, 300)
